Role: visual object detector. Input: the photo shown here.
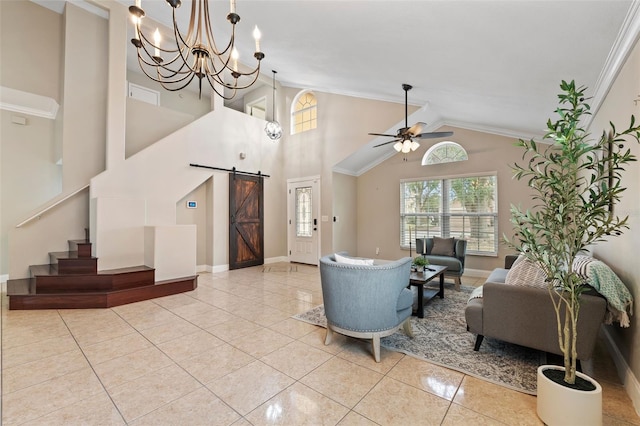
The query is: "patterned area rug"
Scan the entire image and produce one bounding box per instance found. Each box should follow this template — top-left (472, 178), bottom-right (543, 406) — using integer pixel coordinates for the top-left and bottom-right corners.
top-left (293, 285), bottom-right (544, 395)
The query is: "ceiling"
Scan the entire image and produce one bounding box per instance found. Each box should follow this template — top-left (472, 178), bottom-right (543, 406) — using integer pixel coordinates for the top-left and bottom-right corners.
top-left (36, 1), bottom-right (640, 174)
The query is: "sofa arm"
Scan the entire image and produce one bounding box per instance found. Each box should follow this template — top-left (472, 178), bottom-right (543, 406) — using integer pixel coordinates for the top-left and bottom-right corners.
top-left (482, 282), bottom-right (606, 360)
top-left (505, 255), bottom-right (519, 269)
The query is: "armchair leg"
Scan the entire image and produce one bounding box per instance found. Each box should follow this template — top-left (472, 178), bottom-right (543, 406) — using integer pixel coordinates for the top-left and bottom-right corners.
top-left (372, 335), bottom-right (381, 362)
top-left (473, 335), bottom-right (484, 351)
top-left (324, 327), bottom-right (333, 345)
top-left (454, 276), bottom-right (462, 291)
top-left (403, 319), bottom-right (414, 338)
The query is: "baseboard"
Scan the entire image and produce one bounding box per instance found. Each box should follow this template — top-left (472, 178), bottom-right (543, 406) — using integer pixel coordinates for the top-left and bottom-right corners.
top-left (464, 268), bottom-right (491, 279)
top-left (602, 327), bottom-right (640, 417)
top-left (265, 256), bottom-right (289, 264)
top-left (196, 265), bottom-right (210, 273)
top-left (211, 264), bottom-right (229, 273)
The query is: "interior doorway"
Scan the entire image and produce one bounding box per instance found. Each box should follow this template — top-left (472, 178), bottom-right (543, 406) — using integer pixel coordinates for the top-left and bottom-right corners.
top-left (287, 176), bottom-right (321, 265)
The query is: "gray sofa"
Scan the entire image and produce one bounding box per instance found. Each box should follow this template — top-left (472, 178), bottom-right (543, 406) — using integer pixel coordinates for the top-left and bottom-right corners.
top-left (465, 256), bottom-right (607, 361)
top-left (319, 253), bottom-right (414, 362)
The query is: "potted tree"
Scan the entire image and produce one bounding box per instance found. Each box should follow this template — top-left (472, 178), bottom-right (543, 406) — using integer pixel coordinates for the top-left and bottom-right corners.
top-left (507, 80), bottom-right (639, 424)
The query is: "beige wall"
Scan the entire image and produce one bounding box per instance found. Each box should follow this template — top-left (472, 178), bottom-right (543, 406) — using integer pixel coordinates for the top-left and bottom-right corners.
top-left (126, 71), bottom-right (212, 118)
top-left (176, 181), bottom-right (209, 267)
top-left (60, 3), bottom-right (108, 190)
top-left (332, 172), bottom-right (357, 254)
top-left (0, 1), bottom-right (62, 101)
top-left (589, 38), bottom-right (640, 396)
top-left (281, 88), bottom-right (408, 256)
top-left (0, 1), bottom-right (64, 276)
top-left (356, 126), bottom-right (533, 272)
top-left (125, 98), bottom-right (195, 158)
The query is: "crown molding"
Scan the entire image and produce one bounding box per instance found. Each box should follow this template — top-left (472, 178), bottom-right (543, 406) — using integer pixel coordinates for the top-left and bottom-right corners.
top-left (588, 0), bottom-right (640, 122)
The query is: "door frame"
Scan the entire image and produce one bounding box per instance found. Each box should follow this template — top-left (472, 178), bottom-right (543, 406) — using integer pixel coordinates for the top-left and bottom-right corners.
top-left (287, 175), bottom-right (321, 265)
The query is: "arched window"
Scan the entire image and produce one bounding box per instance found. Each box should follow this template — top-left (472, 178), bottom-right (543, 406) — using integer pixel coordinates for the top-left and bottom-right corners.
top-left (422, 141), bottom-right (468, 165)
top-left (291, 90), bottom-right (317, 134)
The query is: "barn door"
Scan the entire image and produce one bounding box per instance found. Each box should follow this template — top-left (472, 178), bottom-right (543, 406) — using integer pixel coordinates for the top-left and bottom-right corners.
top-left (229, 173), bottom-right (264, 270)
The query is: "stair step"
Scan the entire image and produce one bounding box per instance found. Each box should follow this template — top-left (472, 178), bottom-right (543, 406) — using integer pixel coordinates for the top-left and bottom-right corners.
top-left (48, 251), bottom-right (97, 274)
top-left (7, 276), bottom-right (198, 310)
top-left (25, 265), bottom-right (155, 293)
top-left (6, 278), bottom-right (36, 295)
top-left (68, 239), bottom-right (91, 258)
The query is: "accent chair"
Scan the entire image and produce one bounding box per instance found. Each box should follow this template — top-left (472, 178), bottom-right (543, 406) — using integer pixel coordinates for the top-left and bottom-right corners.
top-left (319, 253), bottom-right (414, 362)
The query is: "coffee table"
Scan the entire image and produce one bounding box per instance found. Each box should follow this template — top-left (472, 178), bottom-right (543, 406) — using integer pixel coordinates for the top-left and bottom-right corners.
top-left (408, 265), bottom-right (448, 318)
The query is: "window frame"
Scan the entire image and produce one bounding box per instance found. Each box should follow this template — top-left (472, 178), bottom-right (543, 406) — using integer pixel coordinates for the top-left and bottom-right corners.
top-left (290, 90), bottom-right (317, 135)
top-left (399, 172), bottom-right (498, 256)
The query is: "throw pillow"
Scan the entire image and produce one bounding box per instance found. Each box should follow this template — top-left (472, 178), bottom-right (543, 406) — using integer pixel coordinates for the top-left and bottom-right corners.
top-left (334, 253), bottom-right (374, 266)
top-left (431, 237), bottom-right (455, 257)
top-left (505, 257), bottom-right (547, 289)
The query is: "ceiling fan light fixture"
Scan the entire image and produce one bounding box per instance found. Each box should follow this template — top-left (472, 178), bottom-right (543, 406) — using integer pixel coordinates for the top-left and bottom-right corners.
top-left (370, 84), bottom-right (454, 154)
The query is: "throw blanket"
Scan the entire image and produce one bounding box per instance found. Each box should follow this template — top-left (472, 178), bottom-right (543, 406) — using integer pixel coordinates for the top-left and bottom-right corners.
top-left (574, 256), bottom-right (633, 327)
top-left (469, 256), bottom-right (633, 327)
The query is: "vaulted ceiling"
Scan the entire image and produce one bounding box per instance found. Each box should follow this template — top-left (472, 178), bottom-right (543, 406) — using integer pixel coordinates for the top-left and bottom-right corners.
top-left (36, 1), bottom-right (640, 174)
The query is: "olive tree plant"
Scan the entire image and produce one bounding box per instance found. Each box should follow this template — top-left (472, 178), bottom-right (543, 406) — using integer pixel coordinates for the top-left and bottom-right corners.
top-left (507, 80), bottom-right (640, 384)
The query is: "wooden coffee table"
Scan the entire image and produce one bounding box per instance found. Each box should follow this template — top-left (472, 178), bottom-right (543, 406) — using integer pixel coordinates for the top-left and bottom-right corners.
top-left (408, 265), bottom-right (448, 318)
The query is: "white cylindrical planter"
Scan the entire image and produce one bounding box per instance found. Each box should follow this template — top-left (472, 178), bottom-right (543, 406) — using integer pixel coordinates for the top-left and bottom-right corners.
top-left (537, 365), bottom-right (602, 426)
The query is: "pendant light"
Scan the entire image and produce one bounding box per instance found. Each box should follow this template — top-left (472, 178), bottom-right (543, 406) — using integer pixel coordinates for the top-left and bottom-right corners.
top-left (265, 70), bottom-right (282, 141)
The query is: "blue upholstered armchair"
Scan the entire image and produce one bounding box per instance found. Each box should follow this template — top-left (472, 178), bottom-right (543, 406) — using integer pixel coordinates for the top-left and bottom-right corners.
top-left (319, 253), bottom-right (414, 362)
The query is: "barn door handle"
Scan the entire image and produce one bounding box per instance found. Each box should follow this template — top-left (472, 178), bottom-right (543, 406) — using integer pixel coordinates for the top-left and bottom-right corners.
top-left (231, 215), bottom-right (235, 224)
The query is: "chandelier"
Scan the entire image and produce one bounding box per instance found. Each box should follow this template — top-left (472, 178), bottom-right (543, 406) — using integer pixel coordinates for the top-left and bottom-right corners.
top-left (265, 70), bottom-right (282, 140)
top-left (129, 0), bottom-right (264, 99)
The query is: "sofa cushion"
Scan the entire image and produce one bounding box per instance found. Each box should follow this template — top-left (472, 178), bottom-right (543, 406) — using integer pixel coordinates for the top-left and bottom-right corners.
top-left (423, 255), bottom-right (462, 273)
top-left (334, 253), bottom-right (374, 266)
top-left (486, 268), bottom-right (509, 285)
top-left (505, 258), bottom-right (547, 289)
top-left (431, 237), bottom-right (456, 256)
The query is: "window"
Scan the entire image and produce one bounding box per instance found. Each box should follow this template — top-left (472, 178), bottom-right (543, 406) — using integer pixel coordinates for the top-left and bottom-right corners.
top-left (422, 141), bottom-right (468, 165)
top-left (400, 174), bottom-right (498, 255)
top-left (296, 187), bottom-right (313, 237)
top-left (291, 91), bottom-right (317, 134)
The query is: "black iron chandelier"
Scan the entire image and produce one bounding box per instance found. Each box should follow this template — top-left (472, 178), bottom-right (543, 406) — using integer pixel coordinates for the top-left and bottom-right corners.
top-left (129, 0), bottom-right (264, 99)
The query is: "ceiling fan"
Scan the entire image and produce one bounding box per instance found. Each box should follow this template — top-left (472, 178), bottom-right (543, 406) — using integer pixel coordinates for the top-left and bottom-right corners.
top-left (370, 84), bottom-right (453, 153)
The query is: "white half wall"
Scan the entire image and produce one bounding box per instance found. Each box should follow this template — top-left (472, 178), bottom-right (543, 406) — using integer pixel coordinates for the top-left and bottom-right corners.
top-left (91, 197), bottom-right (145, 271)
top-left (144, 225), bottom-right (196, 281)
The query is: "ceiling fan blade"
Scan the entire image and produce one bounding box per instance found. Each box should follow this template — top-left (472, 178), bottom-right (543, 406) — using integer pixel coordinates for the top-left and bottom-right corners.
top-left (415, 131), bottom-right (454, 139)
top-left (369, 132), bottom-right (397, 138)
top-left (373, 139), bottom-right (401, 148)
top-left (407, 122), bottom-right (427, 136)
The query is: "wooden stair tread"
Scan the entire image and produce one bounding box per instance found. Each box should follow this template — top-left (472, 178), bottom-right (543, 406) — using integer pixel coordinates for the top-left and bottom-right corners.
top-left (8, 276), bottom-right (198, 309)
top-left (98, 265), bottom-right (154, 275)
top-left (49, 251), bottom-right (96, 260)
top-left (6, 278), bottom-right (36, 295)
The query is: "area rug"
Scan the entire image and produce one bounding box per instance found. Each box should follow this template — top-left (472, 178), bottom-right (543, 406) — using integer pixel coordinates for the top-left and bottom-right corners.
top-left (293, 285), bottom-right (544, 395)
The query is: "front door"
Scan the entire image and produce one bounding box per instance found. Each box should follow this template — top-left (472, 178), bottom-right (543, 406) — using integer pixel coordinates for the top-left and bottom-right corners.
top-left (287, 176), bottom-right (320, 265)
top-left (229, 173), bottom-right (264, 270)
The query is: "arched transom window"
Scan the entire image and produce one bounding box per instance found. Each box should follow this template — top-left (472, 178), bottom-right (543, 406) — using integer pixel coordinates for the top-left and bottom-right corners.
top-left (291, 91), bottom-right (317, 134)
top-left (422, 141), bottom-right (468, 165)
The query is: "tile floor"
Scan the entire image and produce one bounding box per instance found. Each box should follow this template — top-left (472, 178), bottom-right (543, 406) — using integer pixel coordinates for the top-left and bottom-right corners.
top-left (1, 263), bottom-right (638, 425)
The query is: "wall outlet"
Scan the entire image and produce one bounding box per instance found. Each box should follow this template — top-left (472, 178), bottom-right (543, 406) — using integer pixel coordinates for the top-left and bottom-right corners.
top-left (375, 247), bottom-right (380, 255)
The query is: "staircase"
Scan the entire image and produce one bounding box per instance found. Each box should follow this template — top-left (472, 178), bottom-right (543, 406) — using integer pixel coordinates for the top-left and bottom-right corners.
top-left (6, 238), bottom-right (197, 310)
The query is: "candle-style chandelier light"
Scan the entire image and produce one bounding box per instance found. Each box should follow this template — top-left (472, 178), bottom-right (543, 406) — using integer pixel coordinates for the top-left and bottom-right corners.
top-left (129, 0), bottom-right (264, 99)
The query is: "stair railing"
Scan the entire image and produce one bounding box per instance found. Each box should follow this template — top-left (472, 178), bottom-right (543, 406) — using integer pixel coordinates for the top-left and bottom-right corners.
top-left (15, 184), bottom-right (90, 228)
